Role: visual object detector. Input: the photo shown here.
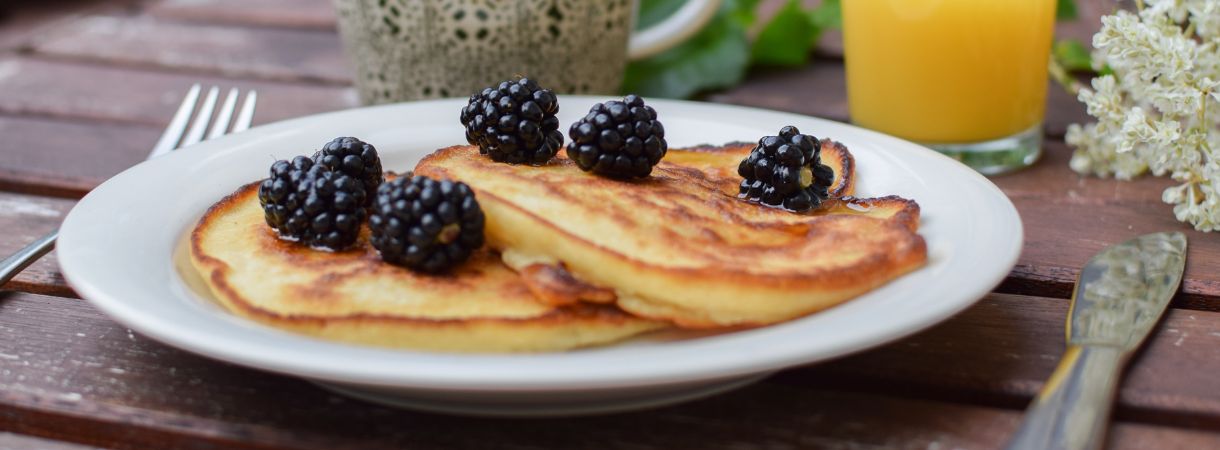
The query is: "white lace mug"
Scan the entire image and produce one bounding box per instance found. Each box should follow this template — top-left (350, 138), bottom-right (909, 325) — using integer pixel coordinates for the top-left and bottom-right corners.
top-left (333, 0), bottom-right (721, 104)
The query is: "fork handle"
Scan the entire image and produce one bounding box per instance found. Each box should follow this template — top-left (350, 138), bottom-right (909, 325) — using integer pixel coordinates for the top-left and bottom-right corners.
top-left (1005, 345), bottom-right (1124, 450)
top-left (0, 228), bottom-right (58, 287)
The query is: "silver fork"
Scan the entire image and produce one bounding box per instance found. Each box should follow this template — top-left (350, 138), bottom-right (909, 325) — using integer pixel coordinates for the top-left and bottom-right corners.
top-left (0, 84), bottom-right (257, 287)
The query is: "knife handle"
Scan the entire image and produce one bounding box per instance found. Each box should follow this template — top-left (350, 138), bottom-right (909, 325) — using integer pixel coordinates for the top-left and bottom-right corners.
top-left (1005, 345), bottom-right (1124, 450)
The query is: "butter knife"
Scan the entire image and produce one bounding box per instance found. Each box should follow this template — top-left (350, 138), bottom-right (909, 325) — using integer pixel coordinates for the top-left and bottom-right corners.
top-left (1005, 232), bottom-right (1187, 450)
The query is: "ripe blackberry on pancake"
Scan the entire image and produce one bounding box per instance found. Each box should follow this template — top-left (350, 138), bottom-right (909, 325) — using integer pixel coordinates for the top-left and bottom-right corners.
top-left (312, 136), bottom-right (383, 205)
top-left (370, 176), bottom-right (485, 272)
top-left (737, 126), bottom-right (834, 212)
top-left (257, 156), bottom-right (367, 250)
top-left (460, 77), bottom-right (563, 165)
top-left (566, 94), bottom-right (667, 179)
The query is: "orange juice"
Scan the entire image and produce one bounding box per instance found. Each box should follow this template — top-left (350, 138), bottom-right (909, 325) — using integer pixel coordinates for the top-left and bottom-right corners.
top-left (842, 0), bottom-right (1056, 143)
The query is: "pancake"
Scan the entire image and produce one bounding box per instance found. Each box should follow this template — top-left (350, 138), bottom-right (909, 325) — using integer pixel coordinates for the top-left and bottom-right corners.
top-left (414, 142), bottom-right (926, 328)
top-left (189, 182), bottom-right (665, 352)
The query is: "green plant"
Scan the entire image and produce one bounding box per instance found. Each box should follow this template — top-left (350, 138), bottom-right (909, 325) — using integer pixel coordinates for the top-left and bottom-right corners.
top-left (624, 0), bottom-right (1080, 99)
top-left (622, 0), bottom-right (839, 99)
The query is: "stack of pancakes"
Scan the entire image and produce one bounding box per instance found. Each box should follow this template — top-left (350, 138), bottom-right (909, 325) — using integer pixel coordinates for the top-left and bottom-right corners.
top-left (190, 141), bottom-right (926, 352)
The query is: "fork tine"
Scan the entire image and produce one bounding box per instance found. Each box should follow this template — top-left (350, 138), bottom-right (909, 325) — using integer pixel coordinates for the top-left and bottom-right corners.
top-left (207, 88), bottom-right (240, 140)
top-left (180, 86), bottom-right (220, 148)
top-left (232, 90), bottom-right (257, 133)
top-left (148, 84), bottom-right (201, 158)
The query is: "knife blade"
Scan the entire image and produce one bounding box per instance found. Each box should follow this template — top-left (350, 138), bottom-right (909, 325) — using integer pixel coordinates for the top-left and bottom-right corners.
top-left (1006, 232), bottom-right (1187, 450)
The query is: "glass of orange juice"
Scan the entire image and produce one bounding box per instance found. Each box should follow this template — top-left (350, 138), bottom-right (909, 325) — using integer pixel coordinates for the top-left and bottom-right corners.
top-left (842, 0), bottom-right (1056, 174)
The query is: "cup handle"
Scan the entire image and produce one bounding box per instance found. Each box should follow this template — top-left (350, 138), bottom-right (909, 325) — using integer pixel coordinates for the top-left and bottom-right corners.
top-left (627, 0), bottom-right (723, 61)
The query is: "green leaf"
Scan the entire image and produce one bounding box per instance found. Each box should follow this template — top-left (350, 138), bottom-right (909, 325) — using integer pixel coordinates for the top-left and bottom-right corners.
top-left (808, 0), bottom-right (841, 31)
top-left (1053, 39), bottom-right (1092, 72)
top-left (621, 2), bottom-right (750, 99)
top-left (1056, 0), bottom-right (1078, 20)
top-left (730, 0), bottom-right (761, 28)
top-left (636, 0), bottom-right (686, 30)
top-left (750, 0), bottom-right (816, 66)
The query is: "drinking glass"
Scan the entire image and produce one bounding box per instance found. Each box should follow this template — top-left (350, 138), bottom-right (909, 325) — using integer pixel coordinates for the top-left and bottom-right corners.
top-left (842, 0), bottom-right (1056, 174)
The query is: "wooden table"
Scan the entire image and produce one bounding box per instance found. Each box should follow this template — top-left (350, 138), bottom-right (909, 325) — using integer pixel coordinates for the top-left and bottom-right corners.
top-left (1, 0), bottom-right (1217, 448)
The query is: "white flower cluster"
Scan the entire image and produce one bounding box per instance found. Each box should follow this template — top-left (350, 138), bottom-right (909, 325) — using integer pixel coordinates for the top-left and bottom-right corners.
top-left (1066, 0), bottom-right (1220, 231)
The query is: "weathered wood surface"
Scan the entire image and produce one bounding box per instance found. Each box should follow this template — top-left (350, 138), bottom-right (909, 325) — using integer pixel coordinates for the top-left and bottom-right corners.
top-left (0, 292), bottom-right (1217, 450)
top-left (0, 432), bottom-right (106, 450)
top-left (0, 116), bottom-right (159, 198)
top-left (796, 294), bottom-right (1220, 429)
top-left (996, 142), bottom-right (1220, 309)
top-left (145, 0), bottom-right (337, 30)
top-left (0, 192), bottom-right (73, 297)
top-left (33, 15), bottom-right (351, 85)
top-left (0, 0), bottom-right (131, 51)
top-left (0, 58), bottom-right (355, 127)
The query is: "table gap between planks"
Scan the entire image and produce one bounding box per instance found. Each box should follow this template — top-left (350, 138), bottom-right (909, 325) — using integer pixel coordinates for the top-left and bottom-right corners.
top-left (0, 0), bottom-right (1216, 448)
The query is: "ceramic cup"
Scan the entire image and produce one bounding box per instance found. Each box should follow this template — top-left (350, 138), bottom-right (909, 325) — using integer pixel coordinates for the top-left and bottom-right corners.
top-left (333, 0), bottom-right (721, 104)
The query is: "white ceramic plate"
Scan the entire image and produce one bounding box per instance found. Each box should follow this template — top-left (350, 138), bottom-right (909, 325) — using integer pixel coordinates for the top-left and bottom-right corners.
top-left (58, 98), bottom-right (1022, 416)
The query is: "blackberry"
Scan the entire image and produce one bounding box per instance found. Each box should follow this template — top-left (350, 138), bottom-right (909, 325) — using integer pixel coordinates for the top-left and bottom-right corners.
top-left (737, 126), bottom-right (834, 213)
top-left (369, 176), bottom-right (485, 272)
top-left (312, 136), bottom-right (383, 205)
top-left (460, 77), bottom-right (563, 165)
top-left (258, 156), bottom-right (368, 250)
top-left (566, 94), bottom-right (667, 179)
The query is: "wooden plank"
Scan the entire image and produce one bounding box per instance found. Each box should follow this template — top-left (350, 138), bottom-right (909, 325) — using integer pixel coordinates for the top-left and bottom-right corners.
top-left (0, 294), bottom-right (1216, 449)
top-left (0, 0), bottom-right (132, 52)
top-left (0, 432), bottom-right (104, 450)
top-left (31, 15), bottom-right (352, 85)
top-left (999, 141), bottom-right (1169, 204)
top-left (0, 192), bottom-right (73, 297)
top-left (1044, 82), bottom-right (1092, 138)
top-left (0, 116), bottom-right (159, 198)
top-left (0, 57), bottom-right (355, 127)
top-left (707, 59), bottom-right (849, 121)
top-left (709, 58), bottom-right (1090, 138)
top-left (144, 0), bottom-right (337, 30)
top-left (994, 142), bottom-right (1220, 306)
top-left (785, 293), bottom-right (1220, 429)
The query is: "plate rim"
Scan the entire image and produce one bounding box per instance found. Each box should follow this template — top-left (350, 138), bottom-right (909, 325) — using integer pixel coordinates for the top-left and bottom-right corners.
top-left (57, 97), bottom-right (1023, 392)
